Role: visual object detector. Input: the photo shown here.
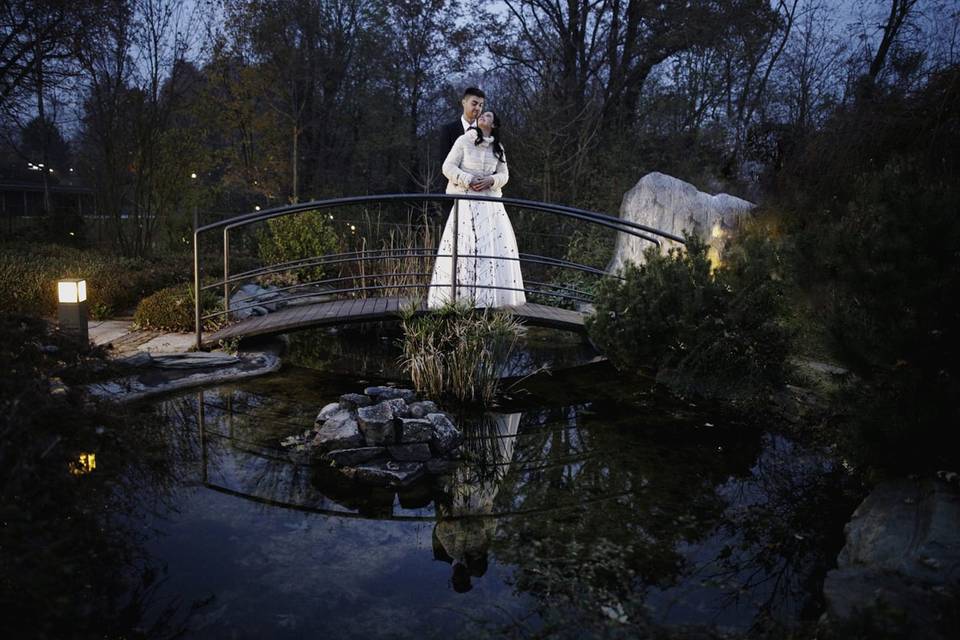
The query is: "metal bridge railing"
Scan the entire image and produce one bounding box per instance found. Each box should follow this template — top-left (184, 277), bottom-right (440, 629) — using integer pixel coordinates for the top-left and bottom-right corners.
top-left (193, 193), bottom-right (686, 349)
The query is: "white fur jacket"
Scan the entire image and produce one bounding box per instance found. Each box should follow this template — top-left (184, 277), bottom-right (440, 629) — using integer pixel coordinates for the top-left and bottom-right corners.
top-left (442, 132), bottom-right (509, 196)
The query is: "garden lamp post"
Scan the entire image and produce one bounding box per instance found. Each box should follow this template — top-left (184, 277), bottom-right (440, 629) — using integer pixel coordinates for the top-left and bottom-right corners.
top-left (57, 278), bottom-right (88, 346)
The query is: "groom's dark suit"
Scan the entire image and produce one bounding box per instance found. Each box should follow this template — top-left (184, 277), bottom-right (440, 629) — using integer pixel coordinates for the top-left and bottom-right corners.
top-left (439, 119), bottom-right (468, 159)
top-left (434, 118), bottom-right (473, 191)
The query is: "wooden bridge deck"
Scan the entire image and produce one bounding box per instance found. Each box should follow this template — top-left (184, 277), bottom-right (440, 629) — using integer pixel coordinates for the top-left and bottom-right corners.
top-left (203, 296), bottom-right (589, 347)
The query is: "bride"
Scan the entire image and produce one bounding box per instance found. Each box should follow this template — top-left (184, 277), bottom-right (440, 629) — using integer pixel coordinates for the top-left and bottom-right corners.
top-left (427, 111), bottom-right (526, 309)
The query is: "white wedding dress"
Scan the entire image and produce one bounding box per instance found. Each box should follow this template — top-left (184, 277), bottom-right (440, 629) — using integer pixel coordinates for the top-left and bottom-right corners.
top-left (427, 132), bottom-right (526, 309)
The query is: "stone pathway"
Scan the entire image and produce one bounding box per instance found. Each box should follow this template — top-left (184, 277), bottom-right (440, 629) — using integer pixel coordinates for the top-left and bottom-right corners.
top-left (84, 319), bottom-right (280, 402)
top-left (89, 319), bottom-right (195, 355)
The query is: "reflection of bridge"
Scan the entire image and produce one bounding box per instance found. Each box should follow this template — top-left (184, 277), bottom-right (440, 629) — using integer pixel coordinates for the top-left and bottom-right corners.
top-left (193, 193), bottom-right (685, 349)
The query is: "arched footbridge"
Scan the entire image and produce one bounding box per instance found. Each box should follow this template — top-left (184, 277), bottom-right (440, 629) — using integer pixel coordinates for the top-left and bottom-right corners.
top-left (193, 193), bottom-right (685, 349)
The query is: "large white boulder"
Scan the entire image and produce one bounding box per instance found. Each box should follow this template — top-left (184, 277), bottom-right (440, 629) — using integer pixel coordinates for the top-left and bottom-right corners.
top-left (606, 172), bottom-right (755, 274)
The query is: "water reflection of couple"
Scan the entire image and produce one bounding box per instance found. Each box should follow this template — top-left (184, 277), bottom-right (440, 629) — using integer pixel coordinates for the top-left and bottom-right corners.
top-left (428, 87), bottom-right (526, 309)
top-left (433, 412), bottom-right (522, 593)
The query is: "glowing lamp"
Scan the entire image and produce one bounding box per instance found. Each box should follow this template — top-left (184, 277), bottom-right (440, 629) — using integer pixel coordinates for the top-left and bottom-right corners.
top-left (57, 278), bottom-right (89, 345)
top-left (70, 453), bottom-right (97, 476)
top-left (58, 279), bottom-right (87, 303)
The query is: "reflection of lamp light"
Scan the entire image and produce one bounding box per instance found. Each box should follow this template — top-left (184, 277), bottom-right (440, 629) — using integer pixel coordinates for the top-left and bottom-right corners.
top-left (57, 278), bottom-right (89, 345)
top-left (70, 453), bottom-right (96, 475)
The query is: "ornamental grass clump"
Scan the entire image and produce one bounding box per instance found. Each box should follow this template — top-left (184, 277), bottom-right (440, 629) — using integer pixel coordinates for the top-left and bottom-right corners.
top-left (398, 301), bottom-right (521, 404)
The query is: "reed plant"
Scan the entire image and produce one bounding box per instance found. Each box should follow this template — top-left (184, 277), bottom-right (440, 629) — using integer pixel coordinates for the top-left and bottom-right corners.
top-left (350, 207), bottom-right (438, 298)
top-left (398, 301), bottom-right (521, 404)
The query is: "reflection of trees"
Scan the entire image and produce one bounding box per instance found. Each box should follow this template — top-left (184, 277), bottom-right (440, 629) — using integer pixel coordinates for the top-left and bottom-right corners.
top-left (157, 383), bottom-right (851, 636)
top-left (173, 387), bottom-right (337, 513)
top-left (286, 325), bottom-right (404, 377)
top-left (663, 434), bottom-right (860, 635)
top-left (481, 408), bottom-right (762, 635)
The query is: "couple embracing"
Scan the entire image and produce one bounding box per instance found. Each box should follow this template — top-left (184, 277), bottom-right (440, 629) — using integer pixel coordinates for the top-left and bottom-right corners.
top-left (427, 87), bottom-right (526, 309)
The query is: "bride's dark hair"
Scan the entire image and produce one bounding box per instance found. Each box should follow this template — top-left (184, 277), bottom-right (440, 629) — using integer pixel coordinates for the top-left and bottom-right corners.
top-left (474, 111), bottom-right (505, 162)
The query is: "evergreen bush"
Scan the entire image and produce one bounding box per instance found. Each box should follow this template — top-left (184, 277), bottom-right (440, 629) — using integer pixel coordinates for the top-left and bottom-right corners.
top-left (257, 211), bottom-right (340, 284)
top-left (133, 282), bottom-right (223, 332)
top-left (587, 230), bottom-right (791, 400)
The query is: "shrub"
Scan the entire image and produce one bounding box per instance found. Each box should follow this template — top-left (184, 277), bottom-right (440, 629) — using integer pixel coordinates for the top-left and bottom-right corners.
top-left (586, 230), bottom-right (792, 400)
top-left (398, 301), bottom-right (521, 404)
top-left (133, 282), bottom-right (223, 332)
top-left (774, 68), bottom-right (960, 474)
top-left (0, 242), bottom-right (188, 318)
top-left (257, 210), bottom-right (340, 284)
top-left (531, 227), bottom-right (613, 309)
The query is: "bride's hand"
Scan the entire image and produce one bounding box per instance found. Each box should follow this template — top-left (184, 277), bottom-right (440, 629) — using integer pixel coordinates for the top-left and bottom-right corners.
top-left (470, 176), bottom-right (494, 191)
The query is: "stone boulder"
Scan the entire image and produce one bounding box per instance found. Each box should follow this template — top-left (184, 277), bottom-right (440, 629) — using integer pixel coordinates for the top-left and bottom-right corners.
top-left (388, 443), bottom-right (433, 462)
top-left (426, 413), bottom-right (463, 454)
top-left (357, 401), bottom-right (398, 446)
top-left (364, 386), bottom-right (416, 403)
top-left (324, 447), bottom-right (386, 467)
top-left (820, 478), bottom-right (960, 639)
top-left (312, 415), bottom-right (362, 451)
top-left (606, 172), bottom-right (755, 274)
top-left (229, 283), bottom-right (287, 320)
top-left (339, 393), bottom-right (373, 409)
top-left (315, 402), bottom-right (344, 424)
top-left (281, 388), bottom-right (464, 489)
top-left (408, 400), bottom-right (439, 418)
top-left (399, 418), bottom-right (433, 444)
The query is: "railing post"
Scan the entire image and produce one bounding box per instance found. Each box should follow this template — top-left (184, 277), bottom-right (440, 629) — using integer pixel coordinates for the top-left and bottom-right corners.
top-left (223, 227), bottom-right (231, 323)
top-left (451, 198), bottom-right (459, 302)
top-left (193, 214), bottom-right (202, 350)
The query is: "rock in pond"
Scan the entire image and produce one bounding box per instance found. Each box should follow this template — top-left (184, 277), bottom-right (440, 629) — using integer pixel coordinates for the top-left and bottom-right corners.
top-left (357, 401), bottom-right (398, 446)
top-left (364, 386), bottom-right (416, 403)
top-left (399, 418), bottom-right (433, 444)
top-left (313, 416), bottom-right (362, 451)
top-left (388, 443), bottom-right (433, 462)
top-left (339, 393), bottom-right (373, 409)
top-left (408, 400), bottom-right (438, 418)
top-left (383, 397), bottom-right (410, 419)
top-left (426, 413), bottom-right (462, 454)
top-left (316, 402), bottom-right (343, 423)
top-left (324, 447), bottom-right (386, 467)
top-left (342, 461), bottom-right (425, 487)
top-left (821, 478), bottom-right (960, 640)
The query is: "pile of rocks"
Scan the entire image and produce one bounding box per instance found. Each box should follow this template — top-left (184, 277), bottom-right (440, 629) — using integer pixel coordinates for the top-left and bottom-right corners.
top-left (282, 386), bottom-right (462, 488)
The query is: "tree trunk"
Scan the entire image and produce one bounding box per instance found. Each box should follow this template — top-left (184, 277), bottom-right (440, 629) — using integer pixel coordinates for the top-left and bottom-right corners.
top-left (292, 124), bottom-right (299, 204)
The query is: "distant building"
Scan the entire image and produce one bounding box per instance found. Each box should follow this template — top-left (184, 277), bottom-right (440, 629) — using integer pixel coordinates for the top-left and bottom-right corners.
top-left (0, 181), bottom-right (96, 236)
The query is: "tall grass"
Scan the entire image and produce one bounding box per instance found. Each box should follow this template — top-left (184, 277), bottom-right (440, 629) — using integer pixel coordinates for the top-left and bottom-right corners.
top-left (350, 207), bottom-right (438, 298)
top-left (398, 301), bottom-right (521, 404)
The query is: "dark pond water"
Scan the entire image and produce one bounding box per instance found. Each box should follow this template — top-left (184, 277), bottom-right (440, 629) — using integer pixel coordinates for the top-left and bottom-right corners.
top-left (120, 326), bottom-right (857, 638)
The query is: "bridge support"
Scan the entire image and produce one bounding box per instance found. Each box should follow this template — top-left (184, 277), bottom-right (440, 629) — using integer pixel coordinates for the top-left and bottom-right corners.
top-left (451, 199), bottom-right (459, 302)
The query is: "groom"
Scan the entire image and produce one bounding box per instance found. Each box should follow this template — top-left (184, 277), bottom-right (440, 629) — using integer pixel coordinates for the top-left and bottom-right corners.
top-left (438, 86), bottom-right (485, 159)
top-left (437, 86), bottom-right (494, 192)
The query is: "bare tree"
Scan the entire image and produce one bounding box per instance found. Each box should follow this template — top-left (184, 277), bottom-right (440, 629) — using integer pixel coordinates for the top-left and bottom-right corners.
top-left (77, 0), bottom-right (206, 255)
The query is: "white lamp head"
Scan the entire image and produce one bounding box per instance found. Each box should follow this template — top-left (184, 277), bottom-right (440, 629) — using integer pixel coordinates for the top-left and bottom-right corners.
top-left (58, 279), bottom-right (87, 303)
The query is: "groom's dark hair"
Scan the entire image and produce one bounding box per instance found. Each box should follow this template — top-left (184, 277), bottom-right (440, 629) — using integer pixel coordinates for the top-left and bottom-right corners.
top-left (462, 87), bottom-right (485, 99)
